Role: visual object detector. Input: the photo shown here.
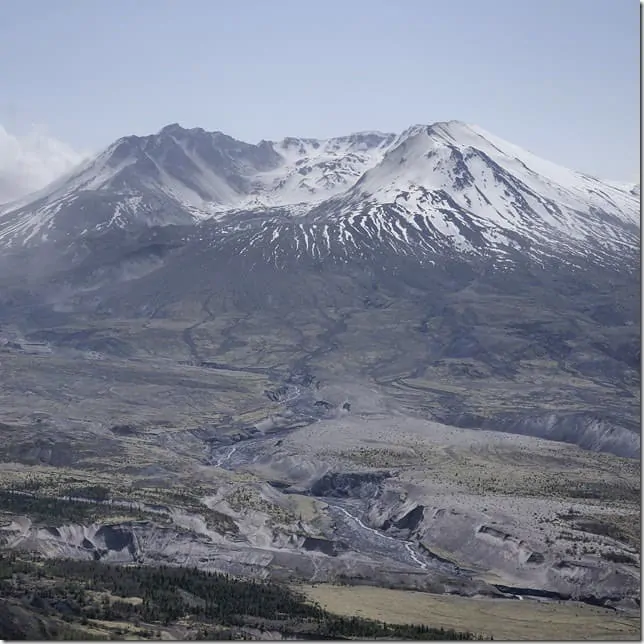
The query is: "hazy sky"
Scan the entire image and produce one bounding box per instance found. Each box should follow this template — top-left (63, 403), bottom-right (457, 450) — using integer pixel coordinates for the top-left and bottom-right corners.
top-left (0, 0), bottom-right (639, 184)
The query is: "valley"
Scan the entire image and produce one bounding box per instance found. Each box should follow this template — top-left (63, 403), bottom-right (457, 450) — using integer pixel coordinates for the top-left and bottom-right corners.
top-left (0, 305), bottom-right (639, 635)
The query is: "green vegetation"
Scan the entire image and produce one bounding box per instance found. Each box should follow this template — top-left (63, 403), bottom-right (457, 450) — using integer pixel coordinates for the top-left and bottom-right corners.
top-left (0, 490), bottom-right (150, 525)
top-left (600, 551), bottom-right (638, 566)
top-left (59, 485), bottom-right (112, 502)
top-left (0, 486), bottom-right (239, 534)
top-left (573, 518), bottom-right (640, 549)
top-left (552, 481), bottom-right (640, 503)
top-left (0, 554), bottom-right (481, 640)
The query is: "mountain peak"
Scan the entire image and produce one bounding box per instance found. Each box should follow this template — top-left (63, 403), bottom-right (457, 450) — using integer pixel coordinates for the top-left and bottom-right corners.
top-left (389, 121), bottom-right (477, 151)
top-left (158, 122), bottom-right (205, 134)
top-left (400, 119), bottom-right (472, 135)
top-left (159, 122), bottom-right (184, 134)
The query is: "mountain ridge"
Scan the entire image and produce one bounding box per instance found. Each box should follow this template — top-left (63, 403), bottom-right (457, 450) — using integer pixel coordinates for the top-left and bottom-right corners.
top-left (0, 120), bottom-right (639, 272)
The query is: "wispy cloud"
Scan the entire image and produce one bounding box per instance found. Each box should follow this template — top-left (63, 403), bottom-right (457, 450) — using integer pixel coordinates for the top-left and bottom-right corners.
top-left (0, 124), bottom-right (87, 204)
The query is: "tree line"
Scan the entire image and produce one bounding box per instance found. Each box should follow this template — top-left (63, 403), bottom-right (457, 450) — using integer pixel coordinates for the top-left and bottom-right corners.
top-left (0, 554), bottom-right (484, 640)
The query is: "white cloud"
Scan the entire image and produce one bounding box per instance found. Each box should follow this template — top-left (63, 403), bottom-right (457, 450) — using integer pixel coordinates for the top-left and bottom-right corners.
top-left (0, 124), bottom-right (87, 205)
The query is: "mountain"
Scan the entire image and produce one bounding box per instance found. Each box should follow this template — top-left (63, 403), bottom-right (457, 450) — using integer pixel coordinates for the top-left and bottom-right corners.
top-left (0, 121), bottom-right (639, 459)
top-left (311, 122), bottom-right (639, 266)
top-left (0, 121), bottom-right (638, 271)
top-left (0, 125), bottom-right (395, 247)
top-left (0, 120), bottom-right (640, 609)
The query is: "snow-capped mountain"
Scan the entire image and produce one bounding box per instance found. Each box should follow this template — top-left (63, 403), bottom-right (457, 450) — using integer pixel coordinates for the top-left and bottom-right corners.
top-left (0, 125), bottom-right (395, 246)
top-left (0, 121), bottom-right (638, 270)
top-left (300, 121), bottom-right (639, 265)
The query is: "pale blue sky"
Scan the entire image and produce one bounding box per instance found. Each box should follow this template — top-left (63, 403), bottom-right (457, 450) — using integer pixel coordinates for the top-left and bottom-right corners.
top-left (0, 0), bottom-right (639, 180)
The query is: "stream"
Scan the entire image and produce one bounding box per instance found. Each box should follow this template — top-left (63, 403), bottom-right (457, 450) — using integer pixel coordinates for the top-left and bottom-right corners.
top-left (209, 433), bottom-right (464, 577)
